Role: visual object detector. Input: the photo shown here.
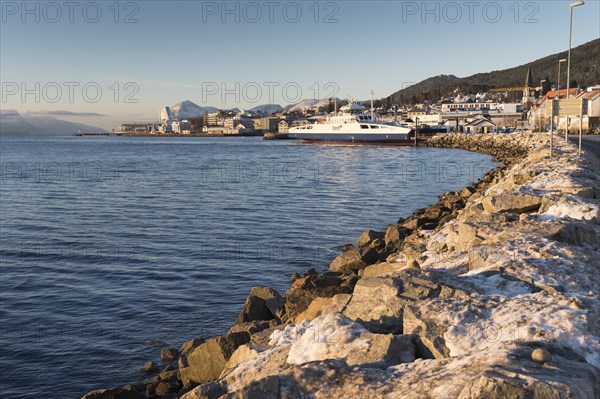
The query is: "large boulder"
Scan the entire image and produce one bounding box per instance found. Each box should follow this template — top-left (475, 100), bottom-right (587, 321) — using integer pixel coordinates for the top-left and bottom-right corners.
top-left (362, 261), bottom-right (405, 278)
top-left (329, 245), bottom-right (367, 274)
top-left (236, 286), bottom-right (284, 324)
top-left (482, 192), bottom-right (542, 214)
top-left (359, 239), bottom-right (385, 264)
top-left (180, 381), bottom-right (227, 399)
top-left (402, 305), bottom-right (451, 359)
top-left (457, 344), bottom-right (600, 399)
top-left (221, 344), bottom-right (261, 377)
top-left (447, 222), bottom-right (485, 252)
top-left (286, 313), bottom-right (416, 368)
top-left (548, 220), bottom-right (597, 246)
top-left (401, 233), bottom-right (428, 263)
top-left (385, 224), bottom-right (402, 246)
top-left (344, 270), bottom-right (470, 335)
top-left (179, 332), bottom-right (250, 385)
top-left (282, 271), bottom-right (355, 323)
top-left (357, 229), bottom-right (385, 248)
top-left (343, 277), bottom-right (405, 334)
top-left (180, 338), bottom-right (205, 357)
top-left (292, 296), bottom-right (334, 323)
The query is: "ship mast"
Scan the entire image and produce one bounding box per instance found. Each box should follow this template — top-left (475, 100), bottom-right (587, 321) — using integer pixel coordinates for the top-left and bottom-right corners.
top-left (370, 90), bottom-right (374, 120)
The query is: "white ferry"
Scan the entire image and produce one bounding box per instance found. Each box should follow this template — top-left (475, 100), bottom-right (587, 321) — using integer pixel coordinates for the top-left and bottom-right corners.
top-left (288, 95), bottom-right (413, 145)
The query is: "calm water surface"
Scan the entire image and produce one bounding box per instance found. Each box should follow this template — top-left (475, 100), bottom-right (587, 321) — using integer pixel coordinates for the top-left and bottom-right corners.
top-left (0, 136), bottom-right (496, 398)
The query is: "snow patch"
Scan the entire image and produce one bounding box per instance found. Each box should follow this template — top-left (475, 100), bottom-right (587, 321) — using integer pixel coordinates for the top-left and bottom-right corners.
top-left (543, 202), bottom-right (599, 222)
top-left (286, 313), bottom-right (371, 365)
top-left (443, 293), bottom-right (600, 368)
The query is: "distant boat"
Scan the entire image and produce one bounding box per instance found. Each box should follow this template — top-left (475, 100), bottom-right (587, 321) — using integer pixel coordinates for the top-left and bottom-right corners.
top-left (73, 130), bottom-right (111, 136)
top-left (288, 93), bottom-right (413, 145)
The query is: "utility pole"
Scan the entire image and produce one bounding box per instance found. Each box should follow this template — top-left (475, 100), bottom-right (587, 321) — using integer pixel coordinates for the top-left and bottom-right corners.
top-left (414, 117), bottom-right (419, 147)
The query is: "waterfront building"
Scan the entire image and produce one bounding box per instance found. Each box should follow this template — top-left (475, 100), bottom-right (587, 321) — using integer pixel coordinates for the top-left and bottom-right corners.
top-left (118, 123), bottom-right (155, 133)
top-left (278, 120), bottom-right (289, 134)
top-left (224, 116), bottom-right (252, 129)
top-left (253, 117), bottom-right (280, 133)
top-left (206, 112), bottom-right (220, 127)
top-left (464, 116), bottom-right (496, 134)
top-left (407, 108), bottom-right (430, 121)
top-left (172, 120), bottom-right (191, 134)
top-left (440, 103), bottom-right (500, 113)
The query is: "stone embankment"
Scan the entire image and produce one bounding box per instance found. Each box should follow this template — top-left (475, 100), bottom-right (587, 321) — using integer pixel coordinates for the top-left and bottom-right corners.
top-left (83, 134), bottom-right (600, 399)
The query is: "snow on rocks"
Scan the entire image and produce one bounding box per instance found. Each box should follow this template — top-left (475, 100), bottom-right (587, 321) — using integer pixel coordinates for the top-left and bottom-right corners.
top-left (83, 134), bottom-right (600, 399)
top-left (192, 134), bottom-right (599, 398)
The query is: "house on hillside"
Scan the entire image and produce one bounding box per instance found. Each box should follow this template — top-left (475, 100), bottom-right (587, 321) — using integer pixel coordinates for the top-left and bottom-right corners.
top-left (544, 88), bottom-right (580, 100)
top-left (464, 116), bottom-right (496, 134)
top-left (577, 89), bottom-right (600, 132)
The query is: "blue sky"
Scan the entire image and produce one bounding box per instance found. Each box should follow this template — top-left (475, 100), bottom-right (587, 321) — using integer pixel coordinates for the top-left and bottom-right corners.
top-left (1, 0), bottom-right (599, 129)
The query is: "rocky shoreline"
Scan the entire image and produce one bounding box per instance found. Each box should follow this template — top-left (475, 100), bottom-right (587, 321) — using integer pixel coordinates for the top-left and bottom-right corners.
top-left (83, 134), bottom-right (600, 399)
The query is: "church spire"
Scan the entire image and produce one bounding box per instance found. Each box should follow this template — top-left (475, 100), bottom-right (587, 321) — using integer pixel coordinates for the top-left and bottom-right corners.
top-left (525, 67), bottom-right (534, 88)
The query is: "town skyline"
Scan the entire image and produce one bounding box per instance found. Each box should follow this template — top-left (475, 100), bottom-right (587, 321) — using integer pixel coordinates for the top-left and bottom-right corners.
top-left (2, 1), bottom-right (599, 129)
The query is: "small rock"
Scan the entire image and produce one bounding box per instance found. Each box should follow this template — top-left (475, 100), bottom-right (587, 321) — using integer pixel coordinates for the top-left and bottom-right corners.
top-left (290, 272), bottom-right (301, 282)
top-left (531, 348), bottom-right (551, 364)
top-left (143, 361), bottom-right (156, 372)
top-left (406, 259), bottom-right (421, 270)
top-left (236, 286), bottom-right (284, 324)
top-left (156, 380), bottom-right (179, 397)
top-left (160, 347), bottom-right (179, 361)
top-left (163, 364), bottom-right (174, 372)
top-left (461, 186), bottom-right (476, 198)
top-left (342, 243), bottom-right (355, 252)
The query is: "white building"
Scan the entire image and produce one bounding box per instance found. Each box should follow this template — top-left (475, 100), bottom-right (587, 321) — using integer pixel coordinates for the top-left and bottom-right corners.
top-left (440, 103), bottom-right (500, 113)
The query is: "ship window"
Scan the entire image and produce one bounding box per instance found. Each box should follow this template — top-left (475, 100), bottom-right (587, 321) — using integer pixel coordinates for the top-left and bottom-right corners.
top-left (370, 125), bottom-right (379, 129)
top-left (360, 125), bottom-right (369, 129)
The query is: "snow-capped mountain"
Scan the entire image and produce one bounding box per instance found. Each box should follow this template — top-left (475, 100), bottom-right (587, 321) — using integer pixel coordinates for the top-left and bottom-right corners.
top-left (284, 99), bottom-right (318, 113)
top-left (248, 104), bottom-right (283, 115)
top-left (170, 101), bottom-right (219, 119)
top-left (284, 98), bottom-right (342, 113)
top-left (0, 110), bottom-right (107, 136)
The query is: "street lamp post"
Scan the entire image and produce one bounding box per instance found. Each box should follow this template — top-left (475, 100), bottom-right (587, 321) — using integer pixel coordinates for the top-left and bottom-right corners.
top-left (557, 58), bottom-right (567, 138)
top-left (540, 80), bottom-right (546, 132)
top-left (557, 59), bottom-right (567, 99)
top-left (566, 1), bottom-right (585, 96)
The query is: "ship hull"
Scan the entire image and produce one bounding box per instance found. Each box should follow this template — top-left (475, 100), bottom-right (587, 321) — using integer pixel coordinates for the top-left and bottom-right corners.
top-left (299, 138), bottom-right (416, 146)
top-left (289, 132), bottom-right (412, 144)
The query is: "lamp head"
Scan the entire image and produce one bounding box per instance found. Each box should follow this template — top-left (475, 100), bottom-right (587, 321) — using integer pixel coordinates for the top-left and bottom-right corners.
top-left (570, 1), bottom-right (585, 7)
